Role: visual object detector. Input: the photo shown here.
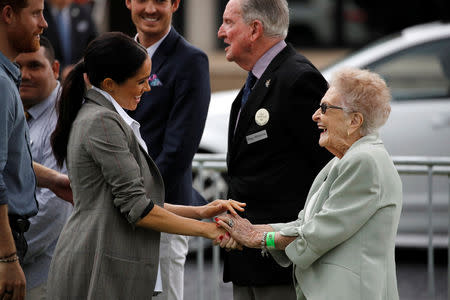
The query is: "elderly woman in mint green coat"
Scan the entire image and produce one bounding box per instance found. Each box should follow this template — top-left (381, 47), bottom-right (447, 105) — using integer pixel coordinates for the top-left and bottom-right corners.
top-left (218, 68), bottom-right (402, 300)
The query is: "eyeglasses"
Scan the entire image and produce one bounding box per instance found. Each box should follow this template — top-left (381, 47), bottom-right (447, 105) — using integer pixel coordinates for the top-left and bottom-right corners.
top-left (319, 103), bottom-right (344, 114)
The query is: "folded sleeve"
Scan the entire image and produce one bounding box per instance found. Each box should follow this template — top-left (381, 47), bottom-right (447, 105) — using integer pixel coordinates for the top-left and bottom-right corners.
top-left (271, 209), bottom-right (305, 235)
top-left (267, 210), bottom-right (304, 267)
top-left (85, 112), bottom-right (153, 224)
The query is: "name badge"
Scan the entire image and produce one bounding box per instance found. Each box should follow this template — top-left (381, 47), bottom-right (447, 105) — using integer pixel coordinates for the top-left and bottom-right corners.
top-left (246, 130), bottom-right (268, 144)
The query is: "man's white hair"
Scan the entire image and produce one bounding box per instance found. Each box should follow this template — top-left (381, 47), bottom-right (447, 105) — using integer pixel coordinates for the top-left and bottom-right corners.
top-left (241, 0), bottom-right (289, 39)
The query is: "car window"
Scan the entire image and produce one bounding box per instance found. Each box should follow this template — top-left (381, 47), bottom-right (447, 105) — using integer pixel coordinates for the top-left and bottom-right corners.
top-left (366, 38), bottom-right (450, 101)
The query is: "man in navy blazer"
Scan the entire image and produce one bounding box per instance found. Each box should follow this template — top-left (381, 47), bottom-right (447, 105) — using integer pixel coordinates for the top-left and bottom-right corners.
top-left (126, 0), bottom-right (211, 299)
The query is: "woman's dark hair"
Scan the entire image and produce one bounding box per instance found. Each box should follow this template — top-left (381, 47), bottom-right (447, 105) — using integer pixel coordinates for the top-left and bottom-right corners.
top-left (51, 32), bottom-right (148, 167)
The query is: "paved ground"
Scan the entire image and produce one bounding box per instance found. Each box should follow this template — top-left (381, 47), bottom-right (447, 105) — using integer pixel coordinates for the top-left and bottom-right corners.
top-left (184, 246), bottom-right (448, 300)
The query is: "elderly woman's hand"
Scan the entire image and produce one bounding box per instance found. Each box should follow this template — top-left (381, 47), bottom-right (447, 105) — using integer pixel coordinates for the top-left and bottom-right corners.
top-left (198, 199), bottom-right (246, 219)
top-left (213, 232), bottom-right (243, 251)
top-left (216, 214), bottom-right (262, 249)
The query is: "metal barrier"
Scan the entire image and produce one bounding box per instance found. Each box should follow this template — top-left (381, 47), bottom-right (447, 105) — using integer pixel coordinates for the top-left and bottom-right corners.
top-left (191, 154), bottom-right (450, 300)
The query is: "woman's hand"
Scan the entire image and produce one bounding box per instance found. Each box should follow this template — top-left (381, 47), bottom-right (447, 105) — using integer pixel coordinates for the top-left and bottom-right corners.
top-left (207, 224), bottom-right (241, 249)
top-left (200, 223), bottom-right (242, 250)
top-left (198, 199), bottom-right (246, 219)
top-left (212, 231), bottom-right (243, 251)
top-left (207, 225), bottom-right (227, 241)
top-left (216, 214), bottom-right (262, 249)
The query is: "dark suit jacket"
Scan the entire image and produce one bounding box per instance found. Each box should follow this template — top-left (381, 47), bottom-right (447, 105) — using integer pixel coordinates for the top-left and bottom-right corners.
top-left (43, 1), bottom-right (97, 67)
top-left (224, 44), bottom-right (332, 285)
top-left (128, 28), bottom-right (211, 206)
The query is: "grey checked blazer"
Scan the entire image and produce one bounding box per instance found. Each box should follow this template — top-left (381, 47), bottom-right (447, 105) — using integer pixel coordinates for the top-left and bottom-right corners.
top-left (47, 89), bottom-right (164, 300)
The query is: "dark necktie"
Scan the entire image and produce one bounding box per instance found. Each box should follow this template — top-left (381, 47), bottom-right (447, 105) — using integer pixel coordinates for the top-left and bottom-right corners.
top-left (241, 71), bottom-right (257, 107)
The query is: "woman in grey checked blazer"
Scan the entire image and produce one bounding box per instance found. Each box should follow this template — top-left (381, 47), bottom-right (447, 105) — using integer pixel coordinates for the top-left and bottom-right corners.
top-left (48, 32), bottom-right (244, 299)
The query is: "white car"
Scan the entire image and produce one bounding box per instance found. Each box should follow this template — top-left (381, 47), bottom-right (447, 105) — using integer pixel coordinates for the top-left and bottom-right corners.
top-left (199, 22), bottom-right (450, 248)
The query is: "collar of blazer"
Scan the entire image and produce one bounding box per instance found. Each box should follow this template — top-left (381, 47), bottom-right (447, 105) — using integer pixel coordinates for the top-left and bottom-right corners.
top-left (84, 88), bottom-right (164, 179)
top-left (301, 133), bottom-right (383, 224)
top-left (84, 88), bottom-right (116, 111)
top-left (228, 44), bottom-right (297, 156)
top-left (84, 89), bottom-right (116, 111)
top-left (150, 27), bottom-right (180, 76)
top-left (301, 157), bottom-right (337, 223)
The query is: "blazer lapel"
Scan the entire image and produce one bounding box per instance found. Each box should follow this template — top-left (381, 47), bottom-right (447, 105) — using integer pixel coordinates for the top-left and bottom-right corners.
top-left (230, 45), bottom-right (296, 159)
top-left (85, 88), bottom-right (116, 111)
top-left (84, 89), bottom-right (157, 166)
top-left (232, 77), bottom-right (271, 144)
top-left (150, 27), bottom-right (179, 75)
top-left (226, 88), bottom-right (244, 161)
top-left (301, 158), bottom-right (337, 225)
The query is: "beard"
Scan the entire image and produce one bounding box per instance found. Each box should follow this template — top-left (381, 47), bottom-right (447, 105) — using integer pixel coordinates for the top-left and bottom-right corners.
top-left (8, 22), bottom-right (41, 54)
top-left (12, 33), bottom-right (40, 53)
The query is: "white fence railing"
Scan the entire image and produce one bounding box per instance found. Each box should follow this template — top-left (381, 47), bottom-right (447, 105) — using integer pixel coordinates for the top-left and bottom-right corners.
top-left (191, 154), bottom-right (450, 300)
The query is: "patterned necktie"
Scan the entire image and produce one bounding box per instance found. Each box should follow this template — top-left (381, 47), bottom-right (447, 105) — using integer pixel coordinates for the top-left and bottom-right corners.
top-left (241, 71), bottom-right (257, 107)
top-left (56, 10), bottom-right (71, 65)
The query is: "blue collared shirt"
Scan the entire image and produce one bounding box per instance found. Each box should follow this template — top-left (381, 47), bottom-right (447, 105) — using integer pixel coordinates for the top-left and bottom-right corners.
top-left (22, 83), bottom-right (73, 289)
top-left (0, 50), bottom-right (37, 217)
top-left (252, 40), bottom-right (287, 79)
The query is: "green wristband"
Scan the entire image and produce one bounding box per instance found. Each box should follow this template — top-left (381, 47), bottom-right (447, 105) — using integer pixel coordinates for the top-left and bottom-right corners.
top-left (266, 232), bottom-right (276, 249)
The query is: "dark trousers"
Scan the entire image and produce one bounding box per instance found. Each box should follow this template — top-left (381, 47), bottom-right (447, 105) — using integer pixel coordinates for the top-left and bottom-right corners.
top-left (9, 216), bottom-right (30, 265)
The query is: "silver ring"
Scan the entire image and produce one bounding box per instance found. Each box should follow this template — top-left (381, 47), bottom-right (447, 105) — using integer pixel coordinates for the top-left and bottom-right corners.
top-left (227, 219), bottom-right (234, 228)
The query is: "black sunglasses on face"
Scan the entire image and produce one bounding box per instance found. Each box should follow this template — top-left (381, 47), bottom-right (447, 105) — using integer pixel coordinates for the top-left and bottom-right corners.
top-left (319, 103), bottom-right (344, 114)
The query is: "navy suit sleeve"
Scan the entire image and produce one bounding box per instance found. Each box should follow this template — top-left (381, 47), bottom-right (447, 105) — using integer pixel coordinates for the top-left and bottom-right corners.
top-left (154, 52), bottom-right (211, 192)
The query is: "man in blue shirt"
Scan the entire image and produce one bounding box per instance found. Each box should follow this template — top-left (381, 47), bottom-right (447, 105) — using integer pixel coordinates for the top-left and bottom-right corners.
top-left (0, 1), bottom-right (72, 298)
top-left (16, 36), bottom-right (73, 300)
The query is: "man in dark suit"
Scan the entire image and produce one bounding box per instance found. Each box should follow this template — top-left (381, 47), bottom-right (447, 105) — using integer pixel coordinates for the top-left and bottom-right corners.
top-left (125, 0), bottom-right (210, 299)
top-left (43, 0), bottom-right (97, 72)
top-left (217, 0), bottom-right (332, 299)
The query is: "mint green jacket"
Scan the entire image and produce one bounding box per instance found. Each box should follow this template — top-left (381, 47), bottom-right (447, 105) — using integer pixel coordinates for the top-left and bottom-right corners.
top-left (270, 134), bottom-right (402, 300)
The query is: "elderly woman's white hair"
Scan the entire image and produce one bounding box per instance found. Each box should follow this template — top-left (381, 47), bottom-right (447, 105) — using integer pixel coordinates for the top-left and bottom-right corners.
top-left (241, 0), bottom-right (289, 39)
top-left (331, 68), bottom-right (392, 136)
